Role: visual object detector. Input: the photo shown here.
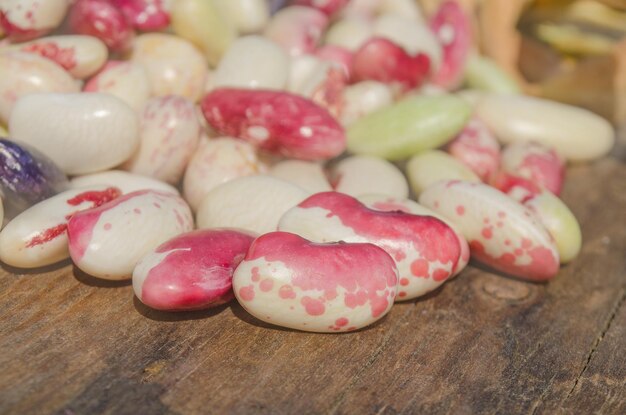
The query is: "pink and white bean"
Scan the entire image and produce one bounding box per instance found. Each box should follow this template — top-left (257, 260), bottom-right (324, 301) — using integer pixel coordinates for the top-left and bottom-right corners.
top-left (429, 0), bottom-right (472, 89)
top-left (0, 0), bottom-right (68, 42)
top-left (315, 45), bottom-right (354, 78)
top-left (9, 92), bottom-right (139, 175)
top-left (331, 155), bottom-right (408, 199)
top-left (123, 95), bottom-right (200, 184)
top-left (111, 0), bottom-right (171, 31)
top-left (446, 117), bottom-right (501, 183)
top-left (293, 0), bottom-right (350, 17)
top-left (67, 190), bottom-right (193, 280)
top-left (0, 186), bottom-right (121, 268)
top-left (200, 88), bottom-right (346, 161)
top-left (233, 231), bottom-right (398, 332)
top-left (419, 180), bottom-right (560, 281)
top-left (196, 175), bottom-right (309, 235)
top-left (372, 13), bottom-right (442, 69)
top-left (0, 52), bottom-right (79, 123)
top-left (264, 6), bottom-right (328, 56)
top-left (83, 60), bottom-right (152, 112)
top-left (406, 150), bottom-right (481, 196)
top-left (269, 160), bottom-right (332, 194)
top-left (212, 35), bottom-right (290, 91)
top-left (278, 192), bottom-right (463, 300)
top-left (131, 33), bottom-right (208, 102)
top-left (182, 137), bottom-right (267, 212)
top-left (357, 194), bottom-right (470, 278)
top-left (10, 35), bottom-right (108, 79)
top-left (339, 81), bottom-right (393, 126)
top-left (71, 170), bottom-right (179, 196)
top-left (500, 141), bottom-right (565, 196)
top-left (351, 37), bottom-right (431, 92)
top-left (68, 0), bottom-right (134, 52)
top-left (133, 229), bottom-right (256, 311)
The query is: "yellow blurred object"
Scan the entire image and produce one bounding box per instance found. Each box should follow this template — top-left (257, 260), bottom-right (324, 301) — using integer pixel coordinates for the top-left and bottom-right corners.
top-left (568, 0), bottom-right (626, 32)
top-left (537, 23), bottom-right (616, 56)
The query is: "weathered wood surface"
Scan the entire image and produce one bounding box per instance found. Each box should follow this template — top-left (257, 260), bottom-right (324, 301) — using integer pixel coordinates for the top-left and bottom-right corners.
top-left (1, 137), bottom-right (625, 415)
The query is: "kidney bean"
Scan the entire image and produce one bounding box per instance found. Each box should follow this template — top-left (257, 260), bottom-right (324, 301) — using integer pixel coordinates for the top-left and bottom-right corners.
top-left (68, 0), bottom-right (134, 52)
top-left (111, 0), bottom-right (170, 31)
top-left (264, 6), bottom-right (328, 56)
top-left (500, 141), bottom-right (565, 196)
top-left (269, 160), bottom-right (332, 194)
top-left (71, 170), bottom-right (179, 196)
top-left (83, 60), bottom-right (151, 112)
top-left (331, 155), bottom-right (409, 199)
top-left (406, 150), bottom-right (481, 196)
top-left (0, 0), bottom-right (68, 42)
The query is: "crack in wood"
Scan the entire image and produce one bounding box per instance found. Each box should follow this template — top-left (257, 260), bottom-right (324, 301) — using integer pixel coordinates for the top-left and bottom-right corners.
top-left (563, 288), bottom-right (626, 402)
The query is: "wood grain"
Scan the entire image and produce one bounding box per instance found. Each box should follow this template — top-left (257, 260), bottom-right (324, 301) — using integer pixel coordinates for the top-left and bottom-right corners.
top-left (1, 151), bottom-right (625, 415)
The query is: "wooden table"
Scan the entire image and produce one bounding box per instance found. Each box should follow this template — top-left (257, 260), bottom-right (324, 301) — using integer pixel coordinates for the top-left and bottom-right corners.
top-left (1, 131), bottom-right (625, 415)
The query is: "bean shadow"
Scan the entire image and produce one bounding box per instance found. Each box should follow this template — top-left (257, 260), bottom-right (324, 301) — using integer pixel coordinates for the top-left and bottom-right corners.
top-left (72, 265), bottom-right (132, 288)
top-left (1, 258), bottom-right (72, 275)
top-left (133, 295), bottom-right (230, 322)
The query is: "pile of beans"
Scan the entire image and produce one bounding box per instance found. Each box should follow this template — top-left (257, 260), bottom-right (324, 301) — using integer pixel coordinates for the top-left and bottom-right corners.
top-left (0, 0), bottom-right (616, 333)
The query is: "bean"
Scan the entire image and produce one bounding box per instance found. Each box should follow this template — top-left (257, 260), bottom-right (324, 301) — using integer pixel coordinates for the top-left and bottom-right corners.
top-left (133, 229), bottom-right (256, 311)
top-left (278, 191), bottom-right (463, 300)
top-left (340, 81), bottom-right (393, 126)
top-left (429, 0), bottom-right (472, 90)
top-left (0, 52), bottom-right (79, 124)
top-left (83, 60), bottom-right (152, 112)
top-left (68, 0), bottom-right (134, 52)
top-left (182, 137), bottom-right (267, 212)
top-left (213, 0), bottom-right (269, 34)
top-left (111, 0), bottom-right (171, 31)
top-left (122, 95), bottom-right (201, 184)
top-left (71, 170), bottom-right (179, 196)
top-left (292, 0), bottom-right (350, 17)
top-left (170, 0), bottom-right (236, 67)
top-left (9, 92), bottom-right (139, 175)
top-left (264, 6), bottom-right (328, 56)
top-left (357, 194), bottom-right (470, 278)
top-left (67, 190), bottom-right (193, 280)
top-left (406, 150), bottom-right (481, 196)
top-left (446, 117), bottom-right (501, 183)
top-left (0, 139), bottom-right (68, 220)
top-left (323, 15), bottom-right (372, 51)
top-left (475, 94), bottom-right (615, 161)
top-left (269, 160), bottom-right (332, 194)
top-left (419, 180), bottom-right (560, 281)
top-left (233, 231), bottom-right (398, 332)
top-left (464, 54), bottom-right (521, 94)
top-left (315, 45), bottom-right (354, 78)
top-left (131, 33), bottom-right (208, 102)
top-left (347, 94), bottom-right (471, 160)
top-left (0, 0), bottom-right (68, 42)
top-left (0, 186), bottom-right (121, 268)
top-left (212, 35), bottom-right (290, 91)
top-left (331, 155), bottom-right (409, 199)
top-left (200, 88), bottom-right (346, 160)
top-left (196, 175), bottom-right (309, 235)
top-left (10, 35), bottom-right (108, 79)
top-left (500, 141), bottom-right (565, 196)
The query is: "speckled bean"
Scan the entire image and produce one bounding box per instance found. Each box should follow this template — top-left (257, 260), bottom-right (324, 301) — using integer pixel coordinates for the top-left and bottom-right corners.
top-left (500, 141), bottom-right (565, 196)
top-left (9, 93), bottom-right (139, 175)
top-left (123, 95), bottom-right (200, 184)
top-left (68, 0), bottom-right (134, 52)
top-left (0, 52), bottom-right (79, 123)
top-left (197, 175), bottom-right (309, 235)
top-left (133, 229), bottom-right (256, 311)
top-left (278, 192), bottom-right (463, 300)
top-left (419, 180), bottom-right (560, 281)
top-left (233, 231), bottom-right (398, 332)
top-left (182, 137), bottom-right (267, 212)
top-left (67, 190), bottom-right (193, 280)
top-left (10, 35), bottom-right (108, 79)
top-left (331, 155), bottom-right (408, 199)
top-left (446, 117), bottom-right (501, 183)
top-left (112, 0), bottom-right (171, 31)
top-left (0, 186), bottom-right (121, 268)
top-left (264, 6), bottom-right (328, 56)
top-left (0, 0), bottom-right (68, 42)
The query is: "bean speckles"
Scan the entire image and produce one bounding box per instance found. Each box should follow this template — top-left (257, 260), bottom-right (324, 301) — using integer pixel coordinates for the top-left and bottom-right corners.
top-left (233, 231), bottom-right (398, 332)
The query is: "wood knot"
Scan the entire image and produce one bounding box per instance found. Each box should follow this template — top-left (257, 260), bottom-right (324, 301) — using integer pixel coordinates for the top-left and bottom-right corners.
top-left (480, 278), bottom-right (532, 303)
